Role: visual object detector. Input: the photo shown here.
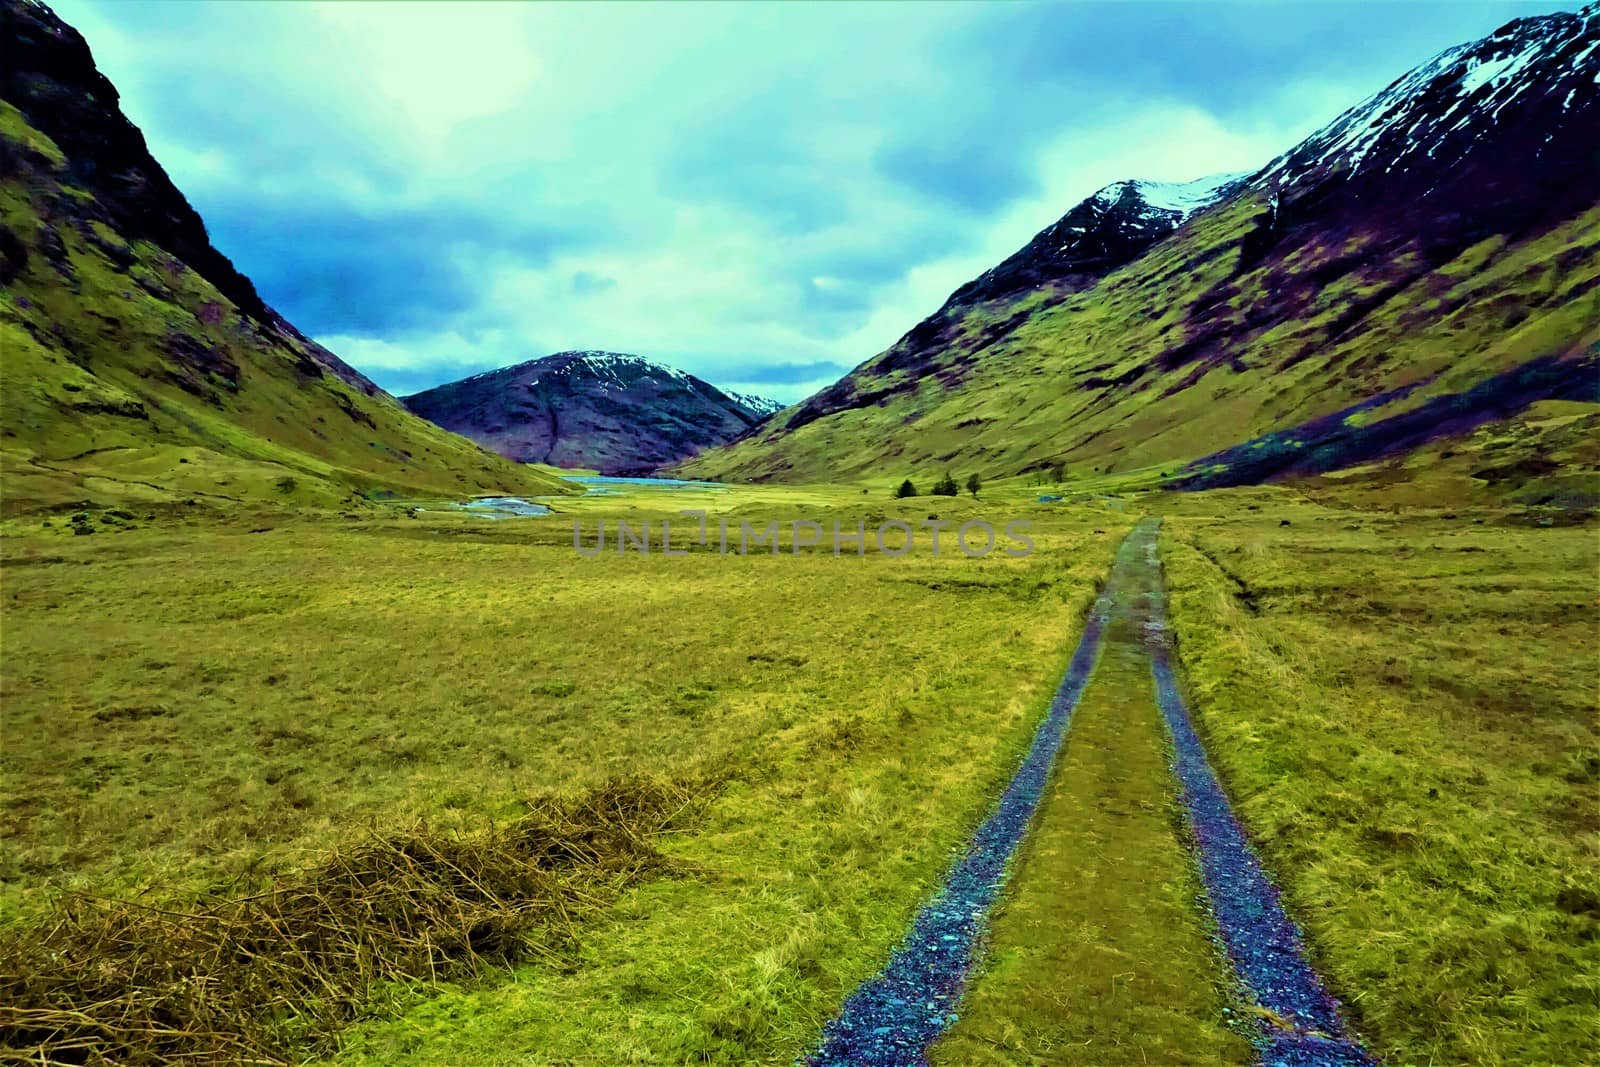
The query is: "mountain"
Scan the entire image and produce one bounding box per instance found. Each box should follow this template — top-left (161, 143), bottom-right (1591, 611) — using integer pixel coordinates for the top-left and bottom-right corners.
top-left (725, 390), bottom-right (785, 420)
top-left (682, 4), bottom-right (1600, 487)
top-left (403, 352), bottom-right (780, 475)
top-left (0, 0), bottom-right (571, 514)
top-left (948, 172), bottom-right (1247, 310)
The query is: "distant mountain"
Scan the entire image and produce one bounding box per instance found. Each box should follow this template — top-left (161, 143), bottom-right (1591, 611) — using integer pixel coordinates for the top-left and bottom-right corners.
top-left (683, 4), bottom-right (1599, 486)
top-left (725, 390), bottom-right (785, 420)
top-left (0, 0), bottom-right (571, 513)
top-left (403, 352), bottom-right (779, 475)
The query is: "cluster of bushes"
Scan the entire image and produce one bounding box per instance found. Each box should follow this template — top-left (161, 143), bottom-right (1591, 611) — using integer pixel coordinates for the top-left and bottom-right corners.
top-left (895, 472), bottom-right (981, 499)
top-left (62, 508), bottom-right (139, 535)
top-left (1029, 462), bottom-right (1067, 487)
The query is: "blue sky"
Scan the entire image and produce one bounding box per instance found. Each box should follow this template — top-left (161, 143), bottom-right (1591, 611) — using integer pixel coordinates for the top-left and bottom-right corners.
top-left (52, 0), bottom-right (1573, 402)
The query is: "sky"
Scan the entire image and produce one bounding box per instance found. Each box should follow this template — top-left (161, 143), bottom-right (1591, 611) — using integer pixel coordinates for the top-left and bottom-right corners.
top-left (51, 0), bottom-right (1577, 403)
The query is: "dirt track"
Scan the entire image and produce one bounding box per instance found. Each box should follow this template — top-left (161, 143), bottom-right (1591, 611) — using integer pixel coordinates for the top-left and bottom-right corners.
top-left (808, 518), bottom-right (1375, 1067)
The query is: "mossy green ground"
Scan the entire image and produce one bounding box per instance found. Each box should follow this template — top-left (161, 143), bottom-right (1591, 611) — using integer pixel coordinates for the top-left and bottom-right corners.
top-left (2, 481), bottom-right (1594, 1064)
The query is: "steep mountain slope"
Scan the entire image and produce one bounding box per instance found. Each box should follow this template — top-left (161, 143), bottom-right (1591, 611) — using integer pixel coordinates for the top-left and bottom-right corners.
top-left (404, 352), bottom-right (780, 475)
top-left (0, 0), bottom-right (571, 514)
top-left (769, 172), bottom-right (1247, 444)
top-left (683, 4), bottom-right (1600, 487)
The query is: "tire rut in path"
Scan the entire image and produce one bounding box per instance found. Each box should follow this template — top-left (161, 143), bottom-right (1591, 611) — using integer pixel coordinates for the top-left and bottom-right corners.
top-left (1141, 525), bottom-right (1375, 1067)
top-left (805, 518), bottom-right (1376, 1067)
top-left (930, 517), bottom-right (1251, 1065)
top-left (802, 524), bottom-right (1138, 1065)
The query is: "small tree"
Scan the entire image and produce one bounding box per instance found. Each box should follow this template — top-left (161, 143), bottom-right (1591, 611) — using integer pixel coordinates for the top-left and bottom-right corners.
top-left (1048, 461), bottom-right (1066, 483)
top-left (895, 478), bottom-right (918, 499)
top-left (966, 473), bottom-right (982, 498)
top-left (932, 471), bottom-right (959, 497)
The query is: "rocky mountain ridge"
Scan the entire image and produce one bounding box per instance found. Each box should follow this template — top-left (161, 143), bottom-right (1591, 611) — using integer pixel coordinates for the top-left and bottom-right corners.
top-left (404, 351), bottom-right (780, 475)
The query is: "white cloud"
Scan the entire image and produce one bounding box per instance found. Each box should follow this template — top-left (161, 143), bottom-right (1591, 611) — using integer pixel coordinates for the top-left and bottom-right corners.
top-left (310, 4), bottom-right (542, 145)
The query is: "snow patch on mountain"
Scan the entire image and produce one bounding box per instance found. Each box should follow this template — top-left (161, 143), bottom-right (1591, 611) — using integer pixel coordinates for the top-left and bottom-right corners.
top-left (727, 391), bottom-right (784, 418)
top-left (1126, 173), bottom-right (1250, 217)
top-left (1059, 172), bottom-right (1249, 246)
top-left (1254, 4), bottom-right (1598, 189)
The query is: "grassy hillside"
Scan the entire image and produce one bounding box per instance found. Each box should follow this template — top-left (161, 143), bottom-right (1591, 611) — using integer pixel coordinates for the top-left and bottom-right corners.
top-left (684, 10), bottom-right (1600, 490)
top-left (682, 190), bottom-right (1599, 486)
top-left (0, 100), bottom-right (570, 514)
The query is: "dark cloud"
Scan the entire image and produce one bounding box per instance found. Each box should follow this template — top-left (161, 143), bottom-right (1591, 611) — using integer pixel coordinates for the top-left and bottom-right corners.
top-left (961, 2), bottom-right (1575, 119)
top-left (803, 239), bottom-right (966, 288)
top-left (204, 204), bottom-right (582, 335)
top-left (874, 139), bottom-right (1039, 214)
top-left (659, 100), bottom-right (850, 233)
top-left (799, 280), bottom-right (875, 317)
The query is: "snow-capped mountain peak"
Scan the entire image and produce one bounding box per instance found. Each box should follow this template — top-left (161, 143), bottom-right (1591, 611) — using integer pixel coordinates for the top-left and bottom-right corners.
top-left (1093, 173), bottom-right (1250, 222)
top-left (726, 391), bottom-right (784, 419)
top-left (941, 169), bottom-right (1248, 308)
top-left (1254, 3), bottom-right (1598, 190)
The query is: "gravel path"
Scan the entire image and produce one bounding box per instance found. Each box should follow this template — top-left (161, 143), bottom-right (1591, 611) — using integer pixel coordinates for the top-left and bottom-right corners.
top-left (804, 519), bottom-right (1376, 1066)
top-left (803, 531), bottom-right (1141, 1065)
top-left (1142, 525), bottom-right (1376, 1067)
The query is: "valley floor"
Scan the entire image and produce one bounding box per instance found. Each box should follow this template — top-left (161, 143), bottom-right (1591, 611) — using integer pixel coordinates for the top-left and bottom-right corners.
top-left (0, 483), bottom-right (1594, 1065)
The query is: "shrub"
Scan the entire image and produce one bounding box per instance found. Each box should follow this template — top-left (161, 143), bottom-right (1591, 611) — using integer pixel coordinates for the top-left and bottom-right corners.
top-left (0, 778), bottom-right (699, 1064)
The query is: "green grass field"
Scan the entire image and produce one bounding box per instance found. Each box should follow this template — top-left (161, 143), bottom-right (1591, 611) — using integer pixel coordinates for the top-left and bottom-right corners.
top-left (1159, 493), bottom-right (1599, 1066)
top-left (1, 481), bottom-right (1595, 1064)
top-left (1, 485), bottom-right (1133, 1061)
